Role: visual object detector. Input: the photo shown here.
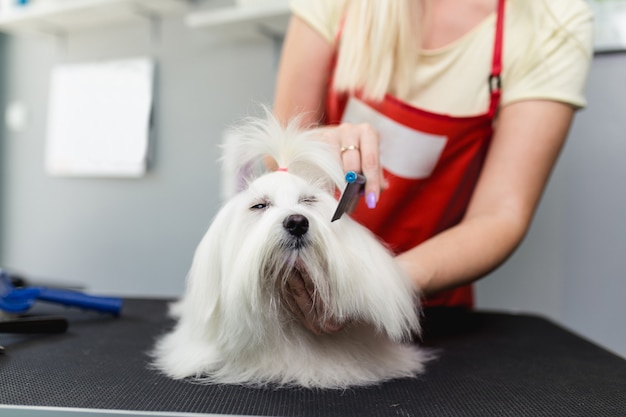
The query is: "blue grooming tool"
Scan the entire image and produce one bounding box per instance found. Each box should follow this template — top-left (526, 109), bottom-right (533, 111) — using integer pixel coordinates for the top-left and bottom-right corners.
top-left (0, 270), bottom-right (122, 316)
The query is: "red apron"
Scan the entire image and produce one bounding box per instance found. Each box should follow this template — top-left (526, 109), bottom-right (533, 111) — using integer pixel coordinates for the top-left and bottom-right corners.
top-left (324, 0), bottom-right (506, 308)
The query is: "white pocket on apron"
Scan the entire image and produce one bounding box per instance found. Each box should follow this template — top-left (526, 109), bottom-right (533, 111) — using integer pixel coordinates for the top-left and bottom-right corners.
top-left (341, 97), bottom-right (447, 179)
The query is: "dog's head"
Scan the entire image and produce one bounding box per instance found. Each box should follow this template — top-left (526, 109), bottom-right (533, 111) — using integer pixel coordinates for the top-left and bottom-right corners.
top-left (178, 113), bottom-right (341, 325)
top-left (209, 114), bottom-right (355, 330)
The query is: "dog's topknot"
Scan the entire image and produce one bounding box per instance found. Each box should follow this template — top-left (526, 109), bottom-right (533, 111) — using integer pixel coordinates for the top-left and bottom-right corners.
top-left (220, 108), bottom-right (345, 200)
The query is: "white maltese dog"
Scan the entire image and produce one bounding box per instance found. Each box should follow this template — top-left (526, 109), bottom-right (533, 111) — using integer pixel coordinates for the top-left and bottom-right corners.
top-left (152, 113), bottom-right (428, 388)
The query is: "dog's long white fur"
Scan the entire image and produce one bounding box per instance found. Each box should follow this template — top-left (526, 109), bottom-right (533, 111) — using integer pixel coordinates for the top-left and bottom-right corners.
top-left (152, 113), bottom-right (428, 388)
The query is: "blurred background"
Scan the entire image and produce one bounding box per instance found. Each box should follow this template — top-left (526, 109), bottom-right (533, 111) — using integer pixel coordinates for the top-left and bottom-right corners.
top-left (0, 0), bottom-right (624, 358)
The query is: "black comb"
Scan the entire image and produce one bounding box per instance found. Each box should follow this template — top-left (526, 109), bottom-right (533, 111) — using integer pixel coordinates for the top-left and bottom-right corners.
top-left (331, 171), bottom-right (366, 222)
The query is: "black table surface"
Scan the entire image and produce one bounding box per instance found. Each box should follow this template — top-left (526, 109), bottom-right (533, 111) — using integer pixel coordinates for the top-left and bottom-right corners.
top-left (1, 298), bottom-right (625, 417)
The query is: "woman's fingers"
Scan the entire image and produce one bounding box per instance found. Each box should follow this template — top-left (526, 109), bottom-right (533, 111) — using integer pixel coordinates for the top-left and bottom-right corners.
top-left (303, 272), bottom-right (345, 334)
top-left (322, 123), bottom-right (383, 209)
top-left (335, 124), bottom-right (363, 173)
top-left (284, 274), bottom-right (322, 334)
top-left (352, 123), bottom-right (382, 208)
top-left (283, 272), bottom-right (344, 335)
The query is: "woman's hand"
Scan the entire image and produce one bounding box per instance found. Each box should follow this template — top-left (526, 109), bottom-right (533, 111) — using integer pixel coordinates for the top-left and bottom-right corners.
top-left (281, 272), bottom-right (344, 335)
top-left (321, 123), bottom-right (385, 208)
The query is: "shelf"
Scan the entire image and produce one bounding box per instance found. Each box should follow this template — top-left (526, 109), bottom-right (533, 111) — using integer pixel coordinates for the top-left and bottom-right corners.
top-left (0, 0), bottom-right (190, 36)
top-left (185, 2), bottom-right (290, 39)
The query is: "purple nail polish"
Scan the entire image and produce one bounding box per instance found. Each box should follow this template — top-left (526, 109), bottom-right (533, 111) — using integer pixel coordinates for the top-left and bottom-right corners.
top-left (366, 192), bottom-right (377, 209)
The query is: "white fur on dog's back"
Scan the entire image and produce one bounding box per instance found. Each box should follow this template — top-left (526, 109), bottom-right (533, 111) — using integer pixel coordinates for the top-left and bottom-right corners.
top-left (152, 113), bottom-right (428, 388)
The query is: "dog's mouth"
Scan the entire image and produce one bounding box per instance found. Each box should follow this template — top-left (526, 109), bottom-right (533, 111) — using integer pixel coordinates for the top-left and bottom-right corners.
top-left (281, 237), bottom-right (308, 250)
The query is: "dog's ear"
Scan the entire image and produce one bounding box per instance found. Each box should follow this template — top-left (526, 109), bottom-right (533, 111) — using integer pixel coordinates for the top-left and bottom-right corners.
top-left (220, 128), bottom-right (270, 200)
top-left (219, 110), bottom-right (289, 200)
top-left (179, 206), bottom-right (232, 326)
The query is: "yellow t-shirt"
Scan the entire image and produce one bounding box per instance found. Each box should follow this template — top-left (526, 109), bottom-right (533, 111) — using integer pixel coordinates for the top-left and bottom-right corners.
top-left (290, 0), bottom-right (593, 117)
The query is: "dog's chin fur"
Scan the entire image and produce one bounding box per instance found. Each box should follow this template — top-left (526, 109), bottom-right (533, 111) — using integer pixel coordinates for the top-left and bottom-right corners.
top-left (151, 112), bottom-right (429, 389)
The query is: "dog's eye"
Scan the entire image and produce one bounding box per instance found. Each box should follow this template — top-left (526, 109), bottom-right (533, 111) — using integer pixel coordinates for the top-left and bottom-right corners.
top-left (250, 202), bottom-right (268, 210)
top-left (300, 196), bottom-right (317, 205)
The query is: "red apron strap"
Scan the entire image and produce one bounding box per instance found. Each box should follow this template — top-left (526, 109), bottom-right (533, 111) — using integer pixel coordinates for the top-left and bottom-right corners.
top-left (488, 0), bottom-right (506, 118)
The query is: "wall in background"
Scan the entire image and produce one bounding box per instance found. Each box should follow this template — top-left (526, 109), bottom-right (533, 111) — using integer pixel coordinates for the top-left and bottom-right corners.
top-left (0, 14), bottom-right (624, 358)
top-left (0, 15), bottom-right (278, 297)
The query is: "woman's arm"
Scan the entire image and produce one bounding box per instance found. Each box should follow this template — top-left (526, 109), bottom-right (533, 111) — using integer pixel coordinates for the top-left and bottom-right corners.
top-left (396, 99), bottom-right (576, 295)
top-left (274, 15), bottom-right (333, 126)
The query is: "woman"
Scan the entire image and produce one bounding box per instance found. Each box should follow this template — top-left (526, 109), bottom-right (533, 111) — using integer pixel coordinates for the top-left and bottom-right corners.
top-left (273, 0), bottom-right (593, 334)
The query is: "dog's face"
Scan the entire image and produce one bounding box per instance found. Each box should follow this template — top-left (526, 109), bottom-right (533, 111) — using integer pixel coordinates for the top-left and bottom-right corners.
top-left (243, 172), bottom-right (333, 248)
top-left (215, 170), bottom-right (340, 327)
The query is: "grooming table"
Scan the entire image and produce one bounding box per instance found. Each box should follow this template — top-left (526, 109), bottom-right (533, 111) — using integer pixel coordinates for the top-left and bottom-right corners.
top-left (1, 298), bottom-right (625, 417)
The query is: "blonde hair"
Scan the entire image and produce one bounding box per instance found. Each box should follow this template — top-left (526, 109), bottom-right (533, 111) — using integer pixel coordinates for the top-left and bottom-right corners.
top-left (332, 0), bottom-right (424, 102)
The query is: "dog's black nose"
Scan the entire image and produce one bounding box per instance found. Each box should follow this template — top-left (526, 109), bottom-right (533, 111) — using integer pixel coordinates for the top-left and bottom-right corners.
top-left (283, 214), bottom-right (309, 237)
